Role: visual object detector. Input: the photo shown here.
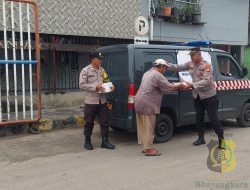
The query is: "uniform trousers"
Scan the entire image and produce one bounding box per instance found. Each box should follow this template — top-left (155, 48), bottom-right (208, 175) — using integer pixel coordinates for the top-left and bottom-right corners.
top-left (84, 103), bottom-right (109, 136)
top-left (193, 95), bottom-right (224, 138)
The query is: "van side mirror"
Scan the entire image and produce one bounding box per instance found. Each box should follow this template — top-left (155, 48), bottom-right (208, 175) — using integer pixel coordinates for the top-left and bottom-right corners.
top-left (242, 67), bottom-right (248, 77)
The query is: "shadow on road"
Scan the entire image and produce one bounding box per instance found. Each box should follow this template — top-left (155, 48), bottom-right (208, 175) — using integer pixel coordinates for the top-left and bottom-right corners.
top-left (108, 119), bottom-right (239, 145)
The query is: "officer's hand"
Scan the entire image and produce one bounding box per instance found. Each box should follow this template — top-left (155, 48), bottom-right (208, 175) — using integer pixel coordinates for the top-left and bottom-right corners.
top-left (96, 83), bottom-right (104, 92)
top-left (183, 82), bottom-right (193, 89)
top-left (173, 82), bottom-right (183, 90)
top-left (179, 82), bottom-right (186, 89)
top-left (110, 85), bottom-right (115, 92)
top-left (178, 82), bottom-right (192, 90)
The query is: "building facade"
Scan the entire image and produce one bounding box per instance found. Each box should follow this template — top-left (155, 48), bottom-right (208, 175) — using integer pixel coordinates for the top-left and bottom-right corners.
top-left (145, 0), bottom-right (249, 45)
top-left (143, 0), bottom-right (249, 66)
top-left (38, 0), bottom-right (141, 39)
top-left (0, 0), bottom-right (249, 94)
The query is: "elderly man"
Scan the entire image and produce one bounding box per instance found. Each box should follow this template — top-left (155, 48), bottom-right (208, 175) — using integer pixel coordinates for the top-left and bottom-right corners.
top-left (169, 47), bottom-right (225, 149)
top-left (134, 59), bottom-right (184, 156)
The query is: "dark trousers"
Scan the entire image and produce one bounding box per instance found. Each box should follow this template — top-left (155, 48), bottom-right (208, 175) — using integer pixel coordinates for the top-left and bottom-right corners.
top-left (193, 95), bottom-right (224, 139)
top-left (84, 103), bottom-right (109, 136)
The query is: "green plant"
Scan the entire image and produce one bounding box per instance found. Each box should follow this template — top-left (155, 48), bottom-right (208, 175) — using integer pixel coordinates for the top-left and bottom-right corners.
top-left (180, 6), bottom-right (185, 15)
top-left (159, 0), bottom-right (173, 8)
top-left (158, 0), bottom-right (165, 7)
top-left (183, 4), bottom-right (195, 16)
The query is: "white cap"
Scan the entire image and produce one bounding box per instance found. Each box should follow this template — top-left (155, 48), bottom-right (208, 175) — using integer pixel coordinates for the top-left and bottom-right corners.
top-left (153, 59), bottom-right (171, 67)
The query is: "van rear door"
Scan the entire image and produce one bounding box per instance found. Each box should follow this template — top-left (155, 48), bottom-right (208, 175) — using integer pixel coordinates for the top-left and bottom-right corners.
top-left (101, 52), bottom-right (129, 119)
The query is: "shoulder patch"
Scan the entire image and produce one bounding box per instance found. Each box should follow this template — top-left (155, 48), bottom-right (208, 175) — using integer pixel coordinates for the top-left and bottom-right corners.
top-left (81, 67), bottom-right (89, 79)
top-left (82, 68), bottom-right (89, 73)
top-left (81, 74), bottom-right (87, 80)
top-left (82, 65), bottom-right (91, 71)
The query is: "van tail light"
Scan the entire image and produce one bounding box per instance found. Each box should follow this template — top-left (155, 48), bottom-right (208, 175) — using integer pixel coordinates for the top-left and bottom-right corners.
top-left (128, 84), bottom-right (136, 110)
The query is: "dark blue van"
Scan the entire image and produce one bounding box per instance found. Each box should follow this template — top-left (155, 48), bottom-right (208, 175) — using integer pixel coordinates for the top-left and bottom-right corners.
top-left (99, 44), bottom-right (250, 143)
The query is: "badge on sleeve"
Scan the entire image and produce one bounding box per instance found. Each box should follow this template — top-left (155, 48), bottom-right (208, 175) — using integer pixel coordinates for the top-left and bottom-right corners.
top-left (81, 70), bottom-right (87, 79)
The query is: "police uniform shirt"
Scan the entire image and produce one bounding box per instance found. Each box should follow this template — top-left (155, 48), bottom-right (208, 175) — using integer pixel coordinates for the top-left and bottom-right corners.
top-left (170, 61), bottom-right (216, 99)
top-left (79, 64), bottom-right (109, 104)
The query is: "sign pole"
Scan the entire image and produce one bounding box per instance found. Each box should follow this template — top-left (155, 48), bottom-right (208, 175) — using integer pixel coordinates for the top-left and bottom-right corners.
top-left (148, 0), bottom-right (153, 40)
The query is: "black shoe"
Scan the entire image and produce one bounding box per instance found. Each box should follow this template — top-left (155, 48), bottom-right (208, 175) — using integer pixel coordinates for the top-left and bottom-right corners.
top-left (84, 136), bottom-right (93, 150)
top-left (218, 139), bottom-right (226, 149)
top-left (193, 138), bottom-right (206, 146)
top-left (101, 135), bottom-right (115, 149)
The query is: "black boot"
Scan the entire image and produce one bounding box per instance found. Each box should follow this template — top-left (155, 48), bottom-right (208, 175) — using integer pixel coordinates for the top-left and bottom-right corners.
top-left (101, 135), bottom-right (115, 149)
top-left (217, 130), bottom-right (226, 149)
top-left (193, 137), bottom-right (206, 146)
top-left (218, 139), bottom-right (226, 149)
top-left (193, 128), bottom-right (205, 146)
top-left (84, 136), bottom-right (93, 150)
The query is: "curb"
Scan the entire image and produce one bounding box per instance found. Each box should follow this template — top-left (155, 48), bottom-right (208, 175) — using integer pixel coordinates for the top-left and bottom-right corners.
top-left (0, 115), bottom-right (86, 137)
top-left (36, 116), bottom-right (86, 131)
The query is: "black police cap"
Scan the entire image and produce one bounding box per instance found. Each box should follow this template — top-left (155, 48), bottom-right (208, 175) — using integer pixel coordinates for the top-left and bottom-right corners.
top-left (90, 52), bottom-right (104, 59)
top-left (188, 47), bottom-right (201, 55)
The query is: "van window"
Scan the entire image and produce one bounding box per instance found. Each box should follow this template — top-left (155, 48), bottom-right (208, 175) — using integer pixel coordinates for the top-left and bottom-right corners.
top-left (217, 56), bottom-right (241, 79)
top-left (102, 52), bottom-right (128, 77)
top-left (144, 53), bottom-right (176, 77)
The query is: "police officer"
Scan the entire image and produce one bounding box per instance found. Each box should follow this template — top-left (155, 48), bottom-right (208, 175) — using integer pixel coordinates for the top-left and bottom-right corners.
top-left (170, 47), bottom-right (225, 149)
top-left (79, 52), bottom-right (115, 150)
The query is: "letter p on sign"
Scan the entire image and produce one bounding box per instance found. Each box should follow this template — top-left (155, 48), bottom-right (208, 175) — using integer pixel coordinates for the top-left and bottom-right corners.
top-left (134, 16), bottom-right (149, 36)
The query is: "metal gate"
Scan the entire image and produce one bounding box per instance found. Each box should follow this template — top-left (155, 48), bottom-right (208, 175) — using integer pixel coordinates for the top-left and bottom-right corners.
top-left (0, 0), bottom-right (41, 125)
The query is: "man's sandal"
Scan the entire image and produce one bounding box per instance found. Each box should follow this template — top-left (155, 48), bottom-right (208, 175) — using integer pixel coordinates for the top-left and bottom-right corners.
top-left (144, 149), bottom-right (161, 156)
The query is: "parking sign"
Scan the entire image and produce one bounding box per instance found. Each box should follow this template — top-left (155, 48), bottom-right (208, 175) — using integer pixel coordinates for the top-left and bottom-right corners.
top-left (134, 16), bottom-right (149, 36)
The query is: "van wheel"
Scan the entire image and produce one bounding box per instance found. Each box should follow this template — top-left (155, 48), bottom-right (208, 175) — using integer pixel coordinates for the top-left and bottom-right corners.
top-left (237, 103), bottom-right (250, 127)
top-left (154, 114), bottom-right (174, 143)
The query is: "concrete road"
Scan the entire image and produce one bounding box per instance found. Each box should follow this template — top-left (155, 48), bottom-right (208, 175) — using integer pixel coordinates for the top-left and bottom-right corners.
top-left (0, 121), bottom-right (249, 190)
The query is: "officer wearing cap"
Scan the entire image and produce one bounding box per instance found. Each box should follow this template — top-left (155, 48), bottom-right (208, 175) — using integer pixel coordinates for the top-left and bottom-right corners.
top-left (134, 59), bottom-right (185, 156)
top-left (79, 52), bottom-right (115, 150)
top-left (169, 47), bottom-right (225, 149)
